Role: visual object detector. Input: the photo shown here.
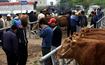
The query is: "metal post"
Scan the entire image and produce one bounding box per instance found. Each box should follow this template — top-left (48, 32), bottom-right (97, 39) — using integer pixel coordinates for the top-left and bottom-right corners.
top-left (39, 61), bottom-right (44, 65)
top-left (75, 60), bottom-right (78, 65)
top-left (29, 23), bottom-right (31, 38)
top-left (62, 59), bottom-right (65, 65)
top-left (21, 5), bottom-right (22, 13)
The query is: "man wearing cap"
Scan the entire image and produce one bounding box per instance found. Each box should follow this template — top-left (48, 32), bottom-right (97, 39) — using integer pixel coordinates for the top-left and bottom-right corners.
top-left (48, 18), bottom-right (62, 65)
top-left (5, 14), bottom-right (12, 31)
top-left (39, 19), bottom-right (53, 65)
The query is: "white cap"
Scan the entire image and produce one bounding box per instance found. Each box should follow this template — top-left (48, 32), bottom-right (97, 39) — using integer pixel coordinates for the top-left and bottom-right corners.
top-left (7, 14), bottom-right (11, 17)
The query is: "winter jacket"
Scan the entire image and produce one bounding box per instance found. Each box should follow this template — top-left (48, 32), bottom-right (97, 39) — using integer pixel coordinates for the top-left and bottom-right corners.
top-left (80, 15), bottom-right (87, 27)
top-left (97, 11), bottom-right (102, 20)
top-left (0, 19), bottom-right (3, 32)
top-left (71, 15), bottom-right (78, 26)
top-left (12, 17), bottom-right (21, 27)
top-left (66, 15), bottom-right (71, 27)
top-left (40, 26), bottom-right (53, 48)
top-left (16, 27), bottom-right (28, 44)
top-left (29, 14), bottom-right (37, 22)
top-left (52, 25), bottom-right (62, 47)
top-left (91, 15), bottom-right (98, 25)
top-left (5, 19), bottom-right (12, 27)
top-left (2, 29), bottom-right (18, 54)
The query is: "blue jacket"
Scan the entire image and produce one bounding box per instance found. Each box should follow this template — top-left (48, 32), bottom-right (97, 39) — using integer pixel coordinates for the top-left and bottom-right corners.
top-left (71, 15), bottom-right (78, 26)
top-left (2, 29), bottom-right (18, 54)
top-left (40, 26), bottom-right (53, 48)
top-left (97, 11), bottom-right (102, 20)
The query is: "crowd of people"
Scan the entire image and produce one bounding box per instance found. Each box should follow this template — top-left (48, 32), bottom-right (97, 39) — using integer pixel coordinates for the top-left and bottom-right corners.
top-left (0, 7), bottom-right (103, 65)
top-left (66, 8), bottom-right (103, 37)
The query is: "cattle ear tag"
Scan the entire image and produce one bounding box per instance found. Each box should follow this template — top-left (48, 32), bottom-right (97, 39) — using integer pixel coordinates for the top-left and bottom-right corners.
top-left (82, 34), bottom-right (84, 37)
top-left (73, 40), bottom-right (76, 42)
top-left (77, 36), bottom-right (79, 38)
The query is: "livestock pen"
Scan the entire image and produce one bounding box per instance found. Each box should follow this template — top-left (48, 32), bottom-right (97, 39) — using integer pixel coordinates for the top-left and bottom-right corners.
top-left (39, 16), bottom-right (105, 65)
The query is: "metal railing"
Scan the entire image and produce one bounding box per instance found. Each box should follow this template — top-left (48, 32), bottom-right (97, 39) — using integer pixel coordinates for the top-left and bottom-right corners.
top-left (28, 21), bottom-right (41, 38)
top-left (96, 16), bottom-right (105, 28)
top-left (38, 24), bottom-right (95, 65)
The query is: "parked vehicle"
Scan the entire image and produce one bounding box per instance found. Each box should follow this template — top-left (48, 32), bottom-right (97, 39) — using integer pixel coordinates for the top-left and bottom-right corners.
top-left (72, 5), bottom-right (84, 12)
top-left (87, 5), bottom-right (100, 16)
top-left (57, 3), bottom-right (70, 15)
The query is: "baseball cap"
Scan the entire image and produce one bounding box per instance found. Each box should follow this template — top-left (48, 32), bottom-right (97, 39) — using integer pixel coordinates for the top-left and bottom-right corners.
top-left (48, 18), bottom-right (56, 24)
top-left (7, 14), bottom-right (11, 17)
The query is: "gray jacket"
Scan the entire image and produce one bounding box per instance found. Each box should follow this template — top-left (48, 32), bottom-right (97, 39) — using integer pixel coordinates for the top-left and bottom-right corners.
top-left (0, 19), bottom-right (3, 32)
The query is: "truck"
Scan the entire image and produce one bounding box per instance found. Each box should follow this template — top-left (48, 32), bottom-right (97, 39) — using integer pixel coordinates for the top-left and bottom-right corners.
top-left (71, 5), bottom-right (84, 12)
top-left (57, 3), bottom-right (71, 15)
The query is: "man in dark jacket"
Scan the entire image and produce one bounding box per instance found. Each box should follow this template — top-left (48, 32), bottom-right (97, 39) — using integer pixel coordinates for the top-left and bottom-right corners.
top-left (80, 11), bottom-right (87, 28)
top-left (0, 14), bottom-right (3, 45)
top-left (48, 18), bottom-right (62, 65)
top-left (17, 21), bottom-right (28, 65)
top-left (2, 25), bottom-right (18, 65)
top-left (66, 11), bottom-right (71, 37)
top-left (90, 11), bottom-right (98, 28)
top-left (29, 11), bottom-right (37, 30)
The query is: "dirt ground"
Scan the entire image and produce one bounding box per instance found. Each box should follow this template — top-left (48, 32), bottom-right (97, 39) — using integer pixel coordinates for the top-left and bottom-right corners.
top-left (0, 22), bottom-right (90, 65)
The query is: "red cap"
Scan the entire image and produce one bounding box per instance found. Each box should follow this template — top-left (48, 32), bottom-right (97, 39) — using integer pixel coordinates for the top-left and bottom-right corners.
top-left (48, 18), bottom-right (56, 24)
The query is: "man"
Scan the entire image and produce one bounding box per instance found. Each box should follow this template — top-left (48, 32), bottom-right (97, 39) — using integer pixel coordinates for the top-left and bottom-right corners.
top-left (38, 10), bottom-right (45, 20)
top-left (80, 11), bottom-right (87, 28)
top-left (17, 21), bottom-right (28, 65)
top-left (2, 25), bottom-right (18, 65)
top-left (90, 11), bottom-right (98, 28)
top-left (52, 11), bottom-right (58, 16)
top-left (5, 14), bottom-right (12, 31)
top-left (97, 8), bottom-right (102, 20)
top-left (48, 18), bottom-right (62, 65)
top-left (29, 11), bottom-right (37, 30)
top-left (66, 11), bottom-right (71, 37)
top-left (39, 19), bottom-right (53, 65)
top-left (0, 14), bottom-right (3, 45)
top-left (71, 12), bottom-right (78, 35)
top-left (12, 14), bottom-right (21, 27)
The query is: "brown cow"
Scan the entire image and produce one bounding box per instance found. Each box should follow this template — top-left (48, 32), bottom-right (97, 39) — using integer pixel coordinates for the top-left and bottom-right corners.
top-left (42, 16), bottom-right (67, 27)
top-left (19, 13), bottom-right (29, 23)
top-left (56, 38), bottom-right (105, 65)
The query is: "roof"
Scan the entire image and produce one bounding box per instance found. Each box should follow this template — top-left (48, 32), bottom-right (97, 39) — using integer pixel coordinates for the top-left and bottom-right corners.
top-left (0, 1), bottom-right (35, 6)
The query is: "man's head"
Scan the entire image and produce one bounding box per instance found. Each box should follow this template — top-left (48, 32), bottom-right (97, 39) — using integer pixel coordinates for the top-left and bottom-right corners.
top-left (11, 25), bottom-right (17, 33)
top-left (39, 19), bottom-right (47, 28)
top-left (48, 18), bottom-right (57, 27)
top-left (30, 11), bottom-right (34, 14)
top-left (0, 14), bottom-right (2, 18)
top-left (72, 12), bottom-right (75, 15)
top-left (77, 9), bottom-right (79, 12)
top-left (68, 11), bottom-right (71, 15)
top-left (91, 11), bottom-right (94, 16)
top-left (40, 10), bottom-right (43, 13)
top-left (20, 21), bottom-right (28, 29)
top-left (81, 11), bottom-right (84, 15)
top-left (97, 8), bottom-right (101, 12)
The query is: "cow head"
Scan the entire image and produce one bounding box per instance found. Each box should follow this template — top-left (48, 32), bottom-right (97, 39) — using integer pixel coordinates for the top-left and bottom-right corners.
top-left (56, 38), bottom-right (77, 59)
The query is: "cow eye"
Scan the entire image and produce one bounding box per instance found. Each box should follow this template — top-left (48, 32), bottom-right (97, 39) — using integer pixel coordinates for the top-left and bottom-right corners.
top-left (63, 47), bottom-right (65, 49)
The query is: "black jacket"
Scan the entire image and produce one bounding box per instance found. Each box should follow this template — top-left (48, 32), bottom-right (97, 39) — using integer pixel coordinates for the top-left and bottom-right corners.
top-left (2, 29), bottom-right (18, 54)
top-left (80, 15), bottom-right (87, 27)
top-left (29, 14), bottom-right (37, 22)
top-left (91, 15), bottom-right (98, 25)
top-left (66, 15), bottom-right (71, 27)
top-left (52, 25), bottom-right (62, 47)
top-left (16, 27), bottom-right (28, 44)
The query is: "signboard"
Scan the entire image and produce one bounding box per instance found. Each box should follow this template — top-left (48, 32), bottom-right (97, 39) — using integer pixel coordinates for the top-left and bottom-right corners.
top-left (21, 1), bottom-right (28, 5)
